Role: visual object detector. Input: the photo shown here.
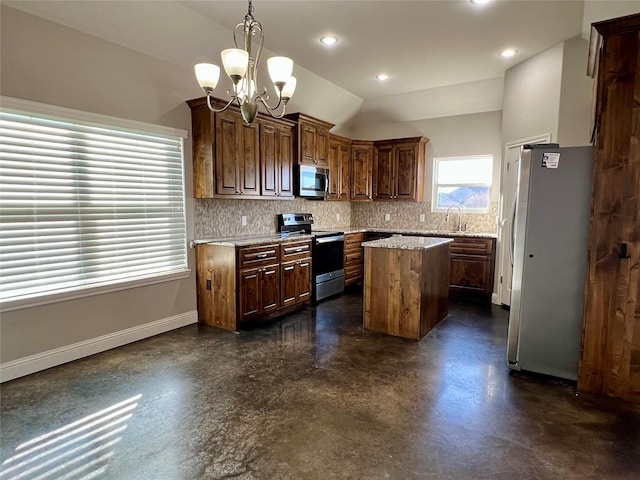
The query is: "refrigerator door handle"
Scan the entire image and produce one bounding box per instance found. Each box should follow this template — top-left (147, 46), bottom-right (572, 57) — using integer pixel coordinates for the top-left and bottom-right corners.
top-left (509, 193), bottom-right (517, 266)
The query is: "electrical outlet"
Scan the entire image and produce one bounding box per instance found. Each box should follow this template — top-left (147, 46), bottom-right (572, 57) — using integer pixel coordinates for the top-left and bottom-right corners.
top-left (419, 214), bottom-right (425, 222)
top-left (241, 215), bottom-right (247, 226)
top-left (384, 213), bottom-right (391, 221)
top-left (336, 213), bottom-right (340, 222)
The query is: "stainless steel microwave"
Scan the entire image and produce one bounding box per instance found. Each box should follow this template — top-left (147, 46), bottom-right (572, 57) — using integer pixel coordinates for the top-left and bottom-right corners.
top-left (295, 164), bottom-right (329, 199)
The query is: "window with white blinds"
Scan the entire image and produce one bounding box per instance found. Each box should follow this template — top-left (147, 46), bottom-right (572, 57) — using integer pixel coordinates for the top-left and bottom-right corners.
top-left (0, 102), bottom-right (188, 309)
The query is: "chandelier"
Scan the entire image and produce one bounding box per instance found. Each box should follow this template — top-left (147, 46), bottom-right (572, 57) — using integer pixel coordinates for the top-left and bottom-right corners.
top-left (194, 0), bottom-right (297, 125)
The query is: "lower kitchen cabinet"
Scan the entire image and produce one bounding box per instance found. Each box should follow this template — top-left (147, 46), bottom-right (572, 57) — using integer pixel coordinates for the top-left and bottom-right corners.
top-left (448, 237), bottom-right (496, 300)
top-left (196, 240), bottom-right (312, 331)
top-left (238, 263), bottom-right (280, 321)
top-left (344, 232), bottom-right (365, 286)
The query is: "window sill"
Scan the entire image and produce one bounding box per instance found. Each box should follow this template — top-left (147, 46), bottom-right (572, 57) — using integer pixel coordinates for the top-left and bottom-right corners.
top-left (0, 269), bottom-right (192, 313)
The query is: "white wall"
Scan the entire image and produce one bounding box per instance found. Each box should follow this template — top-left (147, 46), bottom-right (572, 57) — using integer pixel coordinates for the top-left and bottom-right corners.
top-left (0, 6), bottom-right (201, 372)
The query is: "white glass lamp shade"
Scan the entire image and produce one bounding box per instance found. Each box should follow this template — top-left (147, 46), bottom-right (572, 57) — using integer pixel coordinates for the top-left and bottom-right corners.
top-left (221, 48), bottom-right (249, 80)
top-left (237, 78), bottom-right (256, 102)
top-left (194, 63), bottom-right (220, 92)
top-left (280, 76), bottom-right (297, 100)
top-left (267, 56), bottom-right (293, 86)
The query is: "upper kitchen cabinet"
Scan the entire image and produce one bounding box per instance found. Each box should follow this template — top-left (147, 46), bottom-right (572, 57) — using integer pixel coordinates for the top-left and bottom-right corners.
top-left (260, 118), bottom-right (295, 198)
top-left (188, 97), bottom-right (259, 198)
top-left (373, 137), bottom-right (429, 201)
top-left (351, 141), bottom-right (374, 201)
top-left (187, 97), bottom-right (295, 199)
top-left (328, 134), bottom-right (352, 201)
top-left (284, 113), bottom-right (334, 167)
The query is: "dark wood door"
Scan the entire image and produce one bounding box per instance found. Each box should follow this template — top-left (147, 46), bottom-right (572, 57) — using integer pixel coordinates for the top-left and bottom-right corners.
top-left (239, 121), bottom-right (260, 195)
top-left (579, 14), bottom-right (640, 402)
top-left (277, 125), bottom-right (294, 197)
top-left (373, 144), bottom-right (394, 200)
top-left (395, 143), bottom-right (418, 200)
top-left (238, 267), bottom-right (261, 320)
top-left (296, 259), bottom-right (312, 302)
top-left (260, 264), bottom-right (280, 314)
top-left (338, 143), bottom-right (351, 201)
top-left (215, 110), bottom-right (241, 196)
top-left (281, 260), bottom-right (298, 306)
top-left (301, 123), bottom-right (316, 165)
top-left (327, 141), bottom-right (340, 200)
top-left (316, 128), bottom-right (330, 167)
top-left (351, 143), bottom-right (373, 201)
top-left (260, 121), bottom-right (278, 197)
top-left (449, 255), bottom-right (491, 295)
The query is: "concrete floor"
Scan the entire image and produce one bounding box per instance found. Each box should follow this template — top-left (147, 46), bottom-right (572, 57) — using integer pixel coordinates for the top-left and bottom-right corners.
top-left (1, 290), bottom-right (639, 479)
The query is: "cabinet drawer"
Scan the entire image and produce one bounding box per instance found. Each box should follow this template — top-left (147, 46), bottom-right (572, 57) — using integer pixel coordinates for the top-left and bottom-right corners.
top-left (238, 244), bottom-right (280, 269)
top-left (281, 240), bottom-right (312, 261)
top-left (450, 237), bottom-right (494, 255)
top-left (345, 232), bottom-right (365, 245)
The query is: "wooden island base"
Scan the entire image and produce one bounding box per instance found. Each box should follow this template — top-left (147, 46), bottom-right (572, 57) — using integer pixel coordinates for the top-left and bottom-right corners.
top-left (363, 237), bottom-right (452, 340)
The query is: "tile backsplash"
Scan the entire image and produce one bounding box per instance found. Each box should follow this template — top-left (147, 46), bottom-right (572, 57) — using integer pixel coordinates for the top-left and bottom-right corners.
top-left (194, 198), bottom-right (351, 239)
top-left (194, 198), bottom-right (498, 239)
top-left (351, 201), bottom-right (499, 233)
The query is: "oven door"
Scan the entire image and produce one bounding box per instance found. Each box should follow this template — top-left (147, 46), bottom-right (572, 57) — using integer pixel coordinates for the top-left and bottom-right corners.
top-left (297, 165), bottom-right (329, 198)
top-left (313, 234), bottom-right (345, 301)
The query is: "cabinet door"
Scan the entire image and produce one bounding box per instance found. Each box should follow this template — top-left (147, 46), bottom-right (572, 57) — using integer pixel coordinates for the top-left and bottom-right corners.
top-left (260, 121), bottom-right (278, 197)
top-left (239, 267), bottom-right (261, 320)
top-left (395, 144), bottom-right (419, 200)
top-left (301, 123), bottom-right (317, 165)
top-left (449, 255), bottom-right (491, 294)
top-left (327, 141), bottom-right (341, 200)
top-left (373, 144), bottom-right (394, 200)
top-left (261, 264), bottom-right (280, 313)
top-left (351, 144), bottom-right (373, 201)
top-left (296, 258), bottom-right (312, 301)
top-left (239, 122), bottom-right (260, 195)
top-left (281, 260), bottom-right (298, 306)
top-left (215, 110), bottom-right (241, 196)
top-left (277, 125), bottom-right (294, 197)
top-left (338, 143), bottom-right (351, 201)
top-left (316, 128), bottom-right (330, 167)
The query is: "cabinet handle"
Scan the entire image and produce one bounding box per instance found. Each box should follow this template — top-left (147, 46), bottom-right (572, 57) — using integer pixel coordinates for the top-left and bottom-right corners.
top-left (246, 274), bottom-right (257, 279)
top-left (284, 266), bottom-right (294, 271)
top-left (300, 263), bottom-right (309, 267)
top-left (257, 253), bottom-right (268, 258)
top-left (264, 269), bottom-right (275, 275)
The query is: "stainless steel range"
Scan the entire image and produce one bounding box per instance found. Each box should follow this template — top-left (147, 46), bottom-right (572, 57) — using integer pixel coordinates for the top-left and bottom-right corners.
top-left (278, 213), bottom-right (345, 302)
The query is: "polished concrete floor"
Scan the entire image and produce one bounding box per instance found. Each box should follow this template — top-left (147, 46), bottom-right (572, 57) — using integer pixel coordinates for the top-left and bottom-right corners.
top-left (1, 291), bottom-right (639, 480)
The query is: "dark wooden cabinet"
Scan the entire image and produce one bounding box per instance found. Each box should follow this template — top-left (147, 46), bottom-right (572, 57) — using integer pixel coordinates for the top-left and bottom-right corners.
top-left (351, 141), bottom-right (374, 201)
top-left (328, 134), bottom-right (351, 201)
top-left (447, 237), bottom-right (495, 300)
top-left (373, 137), bottom-right (428, 201)
top-left (280, 239), bottom-right (312, 305)
top-left (260, 119), bottom-right (294, 198)
top-left (215, 109), bottom-right (260, 196)
top-left (195, 239), bottom-right (312, 331)
top-left (284, 113), bottom-right (334, 167)
top-left (187, 96), bottom-right (295, 200)
top-left (238, 263), bottom-right (280, 321)
top-left (579, 13), bottom-right (640, 403)
top-left (344, 232), bottom-right (365, 286)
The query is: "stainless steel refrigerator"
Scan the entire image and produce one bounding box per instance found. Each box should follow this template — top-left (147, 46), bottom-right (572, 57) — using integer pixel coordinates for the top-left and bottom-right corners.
top-left (506, 144), bottom-right (594, 381)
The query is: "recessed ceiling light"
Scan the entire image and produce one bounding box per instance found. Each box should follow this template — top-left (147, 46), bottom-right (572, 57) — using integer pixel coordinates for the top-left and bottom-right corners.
top-left (376, 73), bottom-right (389, 81)
top-left (320, 35), bottom-right (339, 46)
top-left (500, 48), bottom-right (517, 58)
top-left (470, 0), bottom-right (491, 5)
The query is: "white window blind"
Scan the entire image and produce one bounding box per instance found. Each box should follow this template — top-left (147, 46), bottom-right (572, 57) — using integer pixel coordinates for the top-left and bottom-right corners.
top-left (0, 106), bottom-right (188, 307)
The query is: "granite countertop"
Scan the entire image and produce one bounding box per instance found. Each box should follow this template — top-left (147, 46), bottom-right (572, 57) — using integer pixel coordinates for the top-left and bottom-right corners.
top-left (191, 233), bottom-right (314, 248)
top-left (191, 227), bottom-right (497, 248)
top-left (318, 226), bottom-right (498, 239)
top-left (361, 236), bottom-right (454, 251)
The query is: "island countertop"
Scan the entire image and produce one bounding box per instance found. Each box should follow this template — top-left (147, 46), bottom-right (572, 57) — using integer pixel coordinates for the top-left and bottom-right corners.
top-left (361, 236), bottom-right (453, 251)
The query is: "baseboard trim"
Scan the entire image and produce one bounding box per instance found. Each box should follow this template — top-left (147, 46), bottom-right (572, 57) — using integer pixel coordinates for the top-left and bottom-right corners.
top-left (0, 310), bottom-right (198, 383)
top-left (491, 293), bottom-right (499, 305)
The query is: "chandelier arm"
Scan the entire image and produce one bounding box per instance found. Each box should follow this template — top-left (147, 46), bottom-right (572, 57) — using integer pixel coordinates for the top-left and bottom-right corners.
top-left (255, 92), bottom-right (284, 114)
top-left (205, 94), bottom-right (238, 113)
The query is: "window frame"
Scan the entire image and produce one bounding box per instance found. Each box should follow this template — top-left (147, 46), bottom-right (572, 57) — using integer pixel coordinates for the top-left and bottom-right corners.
top-left (0, 96), bottom-right (190, 312)
top-left (431, 154), bottom-right (493, 214)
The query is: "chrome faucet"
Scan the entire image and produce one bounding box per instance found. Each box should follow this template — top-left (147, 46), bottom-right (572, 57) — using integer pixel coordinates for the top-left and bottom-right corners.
top-left (445, 205), bottom-right (463, 232)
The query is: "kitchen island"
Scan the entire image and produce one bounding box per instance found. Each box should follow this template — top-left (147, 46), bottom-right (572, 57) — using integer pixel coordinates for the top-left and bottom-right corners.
top-left (362, 236), bottom-right (453, 340)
